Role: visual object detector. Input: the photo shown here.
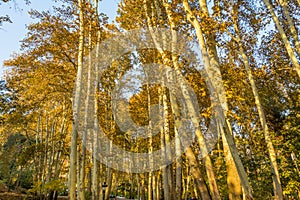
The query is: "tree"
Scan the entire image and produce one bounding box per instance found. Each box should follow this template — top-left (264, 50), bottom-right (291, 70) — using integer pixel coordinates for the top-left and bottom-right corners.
top-left (262, 0), bottom-right (300, 78)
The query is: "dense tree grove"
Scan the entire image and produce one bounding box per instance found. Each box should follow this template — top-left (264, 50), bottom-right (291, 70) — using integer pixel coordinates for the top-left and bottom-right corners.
top-left (0, 0), bottom-right (299, 199)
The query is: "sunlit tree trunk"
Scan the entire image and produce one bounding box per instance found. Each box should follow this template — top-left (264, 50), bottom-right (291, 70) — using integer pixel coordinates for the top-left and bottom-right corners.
top-left (78, 15), bottom-right (94, 200)
top-left (278, 0), bottom-right (300, 56)
top-left (183, 167), bottom-right (190, 200)
top-left (156, 173), bottom-right (161, 199)
top-left (143, 0), bottom-right (216, 198)
top-left (185, 147), bottom-right (211, 199)
top-left (231, 9), bottom-right (283, 199)
top-left (38, 116), bottom-right (43, 189)
top-left (159, 86), bottom-right (171, 200)
top-left (91, 1), bottom-right (101, 199)
top-left (263, 0), bottom-right (300, 78)
top-left (42, 115), bottom-right (49, 185)
top-left (164, 2), bottom-right (221, 199)
top-left (87, 166), bottom-right (92, 195)
top-left (219, 121), bottom-right (242, 200)
top-left (54, 112), bottom-right (67, 179)
top-left (33, 115), bottom-right (41, 185)
top-left (105, 142), bottom-right (113, 200)
top-left (91, 28), bottom-right (101, 200)
top-left (152, 173), bottom-right (157, 200)
top-left (48, 118), bottom-right (57, 182)
top-left (168, 81), bottom-right (211, 199)
top-left (175, 129), bottom-right (182, 200)
top-left (198, 1), bottom-right (245, 198)
top-left (47, 118), bottom-right (58, 198)
top-left (77, 145), bottom-right (81, 197)
top-left (69, 0), bottom-right (85, 199)
top-left (147, 95), bottom-right (153, 200)
top-left (138, 44), bottom-right (156, 200)
top-left (182, 1), bottom-right (253, 199)
top-left (141, 176), bottom-right (146, 200)
top-left (99, 165), bottom-right (104, 200)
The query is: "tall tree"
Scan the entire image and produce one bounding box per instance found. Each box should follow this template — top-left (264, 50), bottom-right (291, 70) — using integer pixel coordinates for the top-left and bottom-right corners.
top-left (262, 0), bottom-right (300, 78)
top-left (69, 0), bottom-right (85, 198)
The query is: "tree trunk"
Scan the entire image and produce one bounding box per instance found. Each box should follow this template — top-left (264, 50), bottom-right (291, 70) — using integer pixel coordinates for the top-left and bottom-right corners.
top-left (105, 150), bottom-right (113, 200)
top-left (78, 14), bottom-right (95, 200)
top-left (220, 122), bottom-right (242, 200)
top-left (164, 2), bottom-right (221, 199)
top-left (69, 0), bottom-right (85, 199)
top-left (184, 168), bottom-right (190, 200)
top-left (92, 2), bottom-right (101, 196)
top-left (231, 11), bottom-right (283, 199)
top-left (263, 0), bottom-right (300, 78)
top-left (168, 78), bottom-right (211, 199)
top-left (175, 129), bottom-right (182, 200)
top-left (185, 147), bottom-right (211, 200)
top-left (278, 0), bottom-right (300, 56)
top-left (182, 1), bottom-right (253, 199)
top-left (158, 86), bottom-right (171, 200)
top-left (43, 115), bottom-right (49, 185)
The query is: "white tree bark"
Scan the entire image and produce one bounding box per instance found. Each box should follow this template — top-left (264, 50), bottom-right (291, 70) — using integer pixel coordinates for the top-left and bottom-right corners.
top-left (69, 0), bottom-right (85, 199)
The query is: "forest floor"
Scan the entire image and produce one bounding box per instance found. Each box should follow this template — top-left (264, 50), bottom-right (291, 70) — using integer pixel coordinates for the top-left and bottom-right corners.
top-left (0, 192), bottom-right (26, 200)
top-left (0, 192), bottom-right (69, 200)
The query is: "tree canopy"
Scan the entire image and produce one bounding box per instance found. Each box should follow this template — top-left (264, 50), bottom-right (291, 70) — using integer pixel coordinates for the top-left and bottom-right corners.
top-left (0, 0), bottom-right (299, 199)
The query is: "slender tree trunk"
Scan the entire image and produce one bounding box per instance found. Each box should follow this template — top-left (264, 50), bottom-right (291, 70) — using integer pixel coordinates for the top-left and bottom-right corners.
top-left (99, 165), bottom-right (104, 200)
top-left (141, 176), bottom-right (146, 200)
top-left (105, 147), bottom-right (113, 200)
top-left (162, 86), bottom-right (175, 200)
top-left (143, 57), bottom-right (154, 200)
top-left (278, 0), bottom-right (300, 56)
top-left (168, 80), bottom-right (211, 199)
top-left (279, 0), bottom-right (300, 56)
top-left (231, 11), bottom-right (283, 199)
top-left (43, 115), bottom-right (49, 185)
top-left (34, 115), bottom-right (41, 185)
top-left (54, 112), bottom-right (67, 180)
top-left (220, 122), bottom-right (242, 200)
top-left (159, 86), bottom-right (171, 200)
top-left (78, 14), bottom-right (95, 200)
top-left (199, 1), bottom-right (245, 198)
top-left (152, 173), bottom-right (157, 200)
top-left (92, 28), bottom-right (100, 197)
top-left (156, 173), bottom-right (161, 200)
top-left (38, 116), bottom-right (44, 199)
top-left (186, 147), bottom-right (212, 200)
top-left (87, 166), bottom-right (92, 195)
top-left (92, 93), bottom-right (99, 200)
top-left (184, 168), bottom-right (190, 200)
top-left (147, 136), bottom-right (153, 200)
top-left (92, 0), bottom-right (101, 195)
top-left (182, 1), bottom-right (253, 199)
top-left (47, 119), bottom-right (57, 183)
top-left (69, 0), bottom-right (85, 199)
top-left (77, 145), bottom-right (81, 198)
top-left (164, 3), bottom-right (221, 199)
top-left (175, 129), bottom-right (182, 200)
top-left (263, 0), bottom-right (300, 78)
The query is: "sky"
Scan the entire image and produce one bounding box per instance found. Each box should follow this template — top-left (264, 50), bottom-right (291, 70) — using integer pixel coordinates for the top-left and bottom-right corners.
top-left (0, 0), bottom-right (119, 79)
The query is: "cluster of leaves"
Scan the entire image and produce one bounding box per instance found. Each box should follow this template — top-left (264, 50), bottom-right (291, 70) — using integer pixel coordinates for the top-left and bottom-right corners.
top-left (28, 179), bottom-right (66, 195)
